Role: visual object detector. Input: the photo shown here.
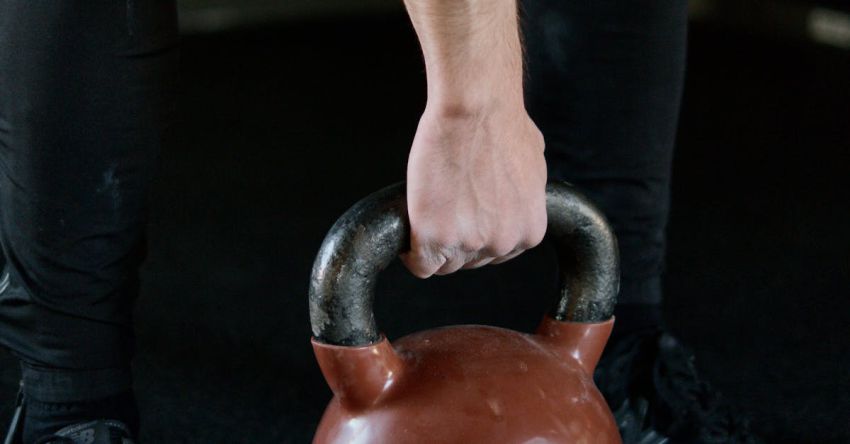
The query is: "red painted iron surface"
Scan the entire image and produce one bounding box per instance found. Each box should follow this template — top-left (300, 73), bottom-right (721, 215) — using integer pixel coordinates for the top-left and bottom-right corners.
top-left (312, 316), bottom-right (619, 444)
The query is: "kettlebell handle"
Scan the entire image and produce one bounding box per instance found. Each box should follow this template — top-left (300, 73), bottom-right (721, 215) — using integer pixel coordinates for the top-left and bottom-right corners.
top-left (309, 181), bottom-right (620, 346)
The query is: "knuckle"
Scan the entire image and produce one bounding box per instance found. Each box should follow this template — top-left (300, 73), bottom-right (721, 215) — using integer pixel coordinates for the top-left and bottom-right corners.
top-left (459, 233), bottom-right (486, 253)
top-left (427, 229), bottom-right (458, 251)
top-left (436, 260), bottom-right (463, 276)
top-left (525, 222), bottom-right (547, 248)
top-left (519, 207), bottom-right (548, 249)
top-left (410, 268), bottom-right (433, 279)
top-left (404, 257), bottom-right (434, 279)
top-left (405, 246), bottom-right (446, 279)
top-left (488, 236), bottom-right (517, 258)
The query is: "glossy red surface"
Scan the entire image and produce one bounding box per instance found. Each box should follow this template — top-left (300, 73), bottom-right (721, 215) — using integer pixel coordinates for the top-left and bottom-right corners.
top-left (312, 317), bottom-right (620, 444)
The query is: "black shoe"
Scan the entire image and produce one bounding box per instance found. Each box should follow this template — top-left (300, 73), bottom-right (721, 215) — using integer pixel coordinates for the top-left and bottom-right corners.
top-left (3, 382), bottom-right (136, 444)
top-left (594, 328), bottom-right (760, 444)
top-left (32, 420), bottom-right (134, 444)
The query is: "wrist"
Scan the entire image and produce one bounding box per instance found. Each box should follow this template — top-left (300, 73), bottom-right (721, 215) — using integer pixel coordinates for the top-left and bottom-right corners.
top-left (422, 44), bottom-right (524, 115)
top-left (425, 90), bottom-right (525, 122)
top-left (426, 90), bottom-right (524, 120)
top-left (416, 95), bottom-right (540, 158)
top-left (425, 62), bottom-right (525, 117)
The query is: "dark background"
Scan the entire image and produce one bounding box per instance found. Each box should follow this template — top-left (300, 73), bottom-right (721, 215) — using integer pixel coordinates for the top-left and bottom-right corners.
top-left (2, 2), bottom-right (849, 443)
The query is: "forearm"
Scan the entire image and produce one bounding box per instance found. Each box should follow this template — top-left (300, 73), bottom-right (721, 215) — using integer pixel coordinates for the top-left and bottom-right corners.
top-left (403, 0), bottom-right (524, 114)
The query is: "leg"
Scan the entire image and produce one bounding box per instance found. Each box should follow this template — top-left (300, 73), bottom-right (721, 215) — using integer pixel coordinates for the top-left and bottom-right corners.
top-left (0, 0), bottom-right (178, 439)
top-left (522, 4), bottom-right (758, 442)
top-left (523, 0), bottom-right (687, 330)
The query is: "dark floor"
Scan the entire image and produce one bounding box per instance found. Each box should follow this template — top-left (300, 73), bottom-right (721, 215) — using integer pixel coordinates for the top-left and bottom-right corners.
top-left (1, 13), bottom-right (849, 444)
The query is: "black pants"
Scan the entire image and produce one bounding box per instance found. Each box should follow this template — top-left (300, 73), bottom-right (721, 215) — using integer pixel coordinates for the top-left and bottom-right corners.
top-left (524, 0), bottom-right (688, 305)
top-left (0, 0), bottom-right (686, 402)
top-left (0, 0), bottom-right (179, 402)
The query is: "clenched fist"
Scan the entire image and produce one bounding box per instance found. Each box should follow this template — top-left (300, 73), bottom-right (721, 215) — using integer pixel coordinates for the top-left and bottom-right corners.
top-left (401, 103), bottom-right (547, 278)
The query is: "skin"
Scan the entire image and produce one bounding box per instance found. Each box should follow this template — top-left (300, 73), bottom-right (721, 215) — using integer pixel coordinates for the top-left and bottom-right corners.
top-left (401, 0), bottom-right (548, 277)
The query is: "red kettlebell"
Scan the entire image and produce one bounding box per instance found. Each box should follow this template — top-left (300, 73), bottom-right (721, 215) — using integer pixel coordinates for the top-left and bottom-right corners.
top-left (309, 181), bottom-right (621, 444)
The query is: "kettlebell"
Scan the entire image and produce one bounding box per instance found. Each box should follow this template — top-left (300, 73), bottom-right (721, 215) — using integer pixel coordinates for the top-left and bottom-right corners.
top-left (309, 181), bottom-right (621, 444)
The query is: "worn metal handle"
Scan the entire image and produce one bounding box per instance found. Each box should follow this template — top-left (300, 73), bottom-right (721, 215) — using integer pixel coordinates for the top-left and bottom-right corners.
top-left (309, 181), bottom-right (620, 346)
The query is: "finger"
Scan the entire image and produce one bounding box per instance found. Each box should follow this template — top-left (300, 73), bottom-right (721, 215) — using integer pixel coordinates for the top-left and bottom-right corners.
top-left (461, 256), bottom-right (495, 270)
top-left (400, 247), bottom-right (447, 279)
top-left (489, 248), bottom-right (524, 265)
top-left (434, 248), bottom-right (472, 275)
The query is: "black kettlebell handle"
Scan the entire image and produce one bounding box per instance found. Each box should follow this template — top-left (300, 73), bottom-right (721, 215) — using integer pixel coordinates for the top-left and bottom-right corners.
top-left (309, 181), bottom-right (620, 346)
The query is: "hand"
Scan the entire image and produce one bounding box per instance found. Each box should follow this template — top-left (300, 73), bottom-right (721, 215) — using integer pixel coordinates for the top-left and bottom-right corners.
top-left (401, 102), bottom-right (547, 278)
